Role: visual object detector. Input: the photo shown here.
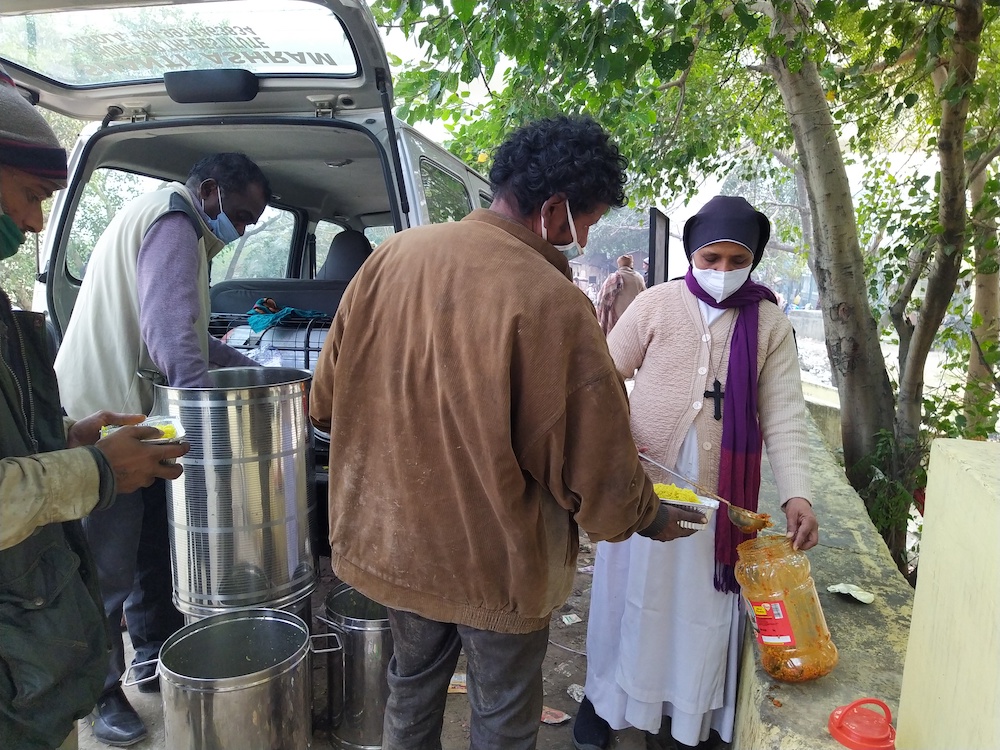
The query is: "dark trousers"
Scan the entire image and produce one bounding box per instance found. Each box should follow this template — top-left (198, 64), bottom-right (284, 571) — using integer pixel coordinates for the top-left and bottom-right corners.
top-left (382, 608), bottom-right (549, 750)
top-left (81, 478), bottom-right (183, 692)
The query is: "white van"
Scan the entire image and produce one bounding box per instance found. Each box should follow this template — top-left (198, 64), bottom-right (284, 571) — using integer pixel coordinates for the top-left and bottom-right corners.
top-left (3, 0), bottom-right (497, 549)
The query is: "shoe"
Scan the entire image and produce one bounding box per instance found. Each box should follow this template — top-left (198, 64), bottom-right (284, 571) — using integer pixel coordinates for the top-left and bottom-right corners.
top-left (88, 686), bottom-right (147, 747)
top-left (572, 696), bottom-right (611, 750)
top-left (131, 661), bottom-right (160, 694)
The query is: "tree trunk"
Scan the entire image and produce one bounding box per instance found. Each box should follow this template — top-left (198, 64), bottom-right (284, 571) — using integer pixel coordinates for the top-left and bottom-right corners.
top-left (894, 0), bottom-right (984, 445)
top-left (966, 169), bottom-right (1000, 434)
top-left (765, 24), bottom-right (895, 489)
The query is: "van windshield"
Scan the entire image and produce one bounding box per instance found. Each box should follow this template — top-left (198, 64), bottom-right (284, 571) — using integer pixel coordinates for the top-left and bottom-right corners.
top-left (0, 0), bottom-right (358, 86)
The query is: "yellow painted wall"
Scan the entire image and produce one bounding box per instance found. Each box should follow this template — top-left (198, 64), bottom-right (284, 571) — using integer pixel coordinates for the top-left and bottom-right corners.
top-left (896, 440), bottom-right (1000, 749)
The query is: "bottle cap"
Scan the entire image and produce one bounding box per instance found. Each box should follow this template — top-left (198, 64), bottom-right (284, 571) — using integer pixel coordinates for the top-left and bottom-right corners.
top-left (828, 698), bottom-right (896, 750)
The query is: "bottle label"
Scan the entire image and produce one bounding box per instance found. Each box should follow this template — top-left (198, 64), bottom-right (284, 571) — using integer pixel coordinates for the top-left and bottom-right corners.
top-left (746, 598), bottom-right (795, 646)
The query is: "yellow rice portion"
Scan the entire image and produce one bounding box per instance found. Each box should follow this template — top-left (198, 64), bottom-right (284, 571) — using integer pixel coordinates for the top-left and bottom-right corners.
top-left (653, 483), bottom-right (700, 503)
top-left (155, 424), bottom-right (177, 440)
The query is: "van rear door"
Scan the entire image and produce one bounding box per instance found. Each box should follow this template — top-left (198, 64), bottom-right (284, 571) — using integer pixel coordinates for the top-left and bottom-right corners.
top-left (0, 0), bottom-right (394, 120)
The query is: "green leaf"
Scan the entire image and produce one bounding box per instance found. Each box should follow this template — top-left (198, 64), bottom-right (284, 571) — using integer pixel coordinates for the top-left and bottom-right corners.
top-left (595, 55), bottom-right (610, 83)
top-left (733, 3), bottom-right (759, 31)
top-left (903, 93), bottom-right (919, 108)
top-left (814, 0), bottom-right (836, 21)
top-left (453, 0), bottom-right (475, 24)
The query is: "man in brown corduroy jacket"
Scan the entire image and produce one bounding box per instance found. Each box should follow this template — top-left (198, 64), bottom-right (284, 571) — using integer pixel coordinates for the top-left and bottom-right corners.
top-left (310, 116), bottom-right (704, 750)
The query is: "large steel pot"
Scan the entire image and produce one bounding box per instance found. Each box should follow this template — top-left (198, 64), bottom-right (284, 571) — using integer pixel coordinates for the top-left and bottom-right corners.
top-left (318, 585), bottom-right (393, 750)
top-left (152, 367), bottom-right (317, 619)
top-left (126, 609), bottom-right (340, 750)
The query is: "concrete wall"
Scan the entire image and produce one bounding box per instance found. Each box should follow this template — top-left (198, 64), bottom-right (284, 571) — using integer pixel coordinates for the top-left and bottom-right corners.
top-left (896, 440), bottom-right (1000, 750)
top-left (801, 382), bottom-right (842, 454)
top-left (788, 310), bottom-right (825, 341)
top-left (733, 417), bottom-right (914, 749)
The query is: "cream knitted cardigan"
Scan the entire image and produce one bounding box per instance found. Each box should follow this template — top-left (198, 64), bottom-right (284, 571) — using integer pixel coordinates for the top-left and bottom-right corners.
top-left (608, 279), bottom-right (811, 505)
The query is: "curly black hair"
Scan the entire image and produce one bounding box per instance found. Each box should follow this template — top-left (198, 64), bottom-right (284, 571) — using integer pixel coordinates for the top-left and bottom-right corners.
top-left (488, 115), bottom-right (628, 217)
top-left (186, 152), bottom-right (272, 202)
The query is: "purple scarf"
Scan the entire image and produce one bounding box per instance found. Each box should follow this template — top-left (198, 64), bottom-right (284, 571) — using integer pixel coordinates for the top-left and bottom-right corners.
top-left (684, 269), bottom-right (777, 593)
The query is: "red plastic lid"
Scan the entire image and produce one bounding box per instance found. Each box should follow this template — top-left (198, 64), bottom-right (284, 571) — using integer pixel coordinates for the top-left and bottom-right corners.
top-left (828, 698), bottom-right (896, 750)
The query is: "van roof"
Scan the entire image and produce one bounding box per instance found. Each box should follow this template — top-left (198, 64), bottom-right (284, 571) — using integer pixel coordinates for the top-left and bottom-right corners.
top-left (0, 0), bottom-right (392, 119)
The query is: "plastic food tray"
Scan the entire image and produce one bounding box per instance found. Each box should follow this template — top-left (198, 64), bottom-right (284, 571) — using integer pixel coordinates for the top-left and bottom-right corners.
top-left (100, 416), bottom-right (185, 443)
top-left (663, 495), bottom-right (720, 530)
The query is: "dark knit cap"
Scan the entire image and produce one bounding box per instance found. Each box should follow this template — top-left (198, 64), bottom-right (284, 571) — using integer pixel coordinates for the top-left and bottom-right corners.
top-left (682, 195), bottom-right (770, 270)
top-left (0, 64), bottom-right (67, 185)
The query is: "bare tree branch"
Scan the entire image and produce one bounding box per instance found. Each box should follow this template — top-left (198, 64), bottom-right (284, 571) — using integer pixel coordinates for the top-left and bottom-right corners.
top-left (970, 328), bottom-right (1000, 396)
top-left (968, 141), bottom-right (1000, 185)
top-left (888, 238), bottom-right (935, 372)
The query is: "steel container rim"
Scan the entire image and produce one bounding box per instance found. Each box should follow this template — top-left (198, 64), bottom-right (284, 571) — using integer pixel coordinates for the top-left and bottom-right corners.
top-left (158, 608), bottom-right (310, 693)
top-left (153, 367), bottom-right (312, 397)
top-left (174, 582), bottom-right (316, 620)
top-left (323, 584), bottom-right (390, 631)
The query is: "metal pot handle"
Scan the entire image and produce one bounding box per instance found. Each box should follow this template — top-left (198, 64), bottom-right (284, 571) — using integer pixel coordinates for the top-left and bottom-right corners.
top-left (136, 368), bottom-right (167, 386)
top-left (309, 630), bottom-right (342, 655)
top-left (122, 658), bottom-right (159, 688)
top-left (315, 615), bottom-right (346, 729)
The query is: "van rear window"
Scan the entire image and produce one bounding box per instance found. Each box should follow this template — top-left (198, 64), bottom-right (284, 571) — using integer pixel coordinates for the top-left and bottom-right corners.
top-left (65, 168), bottom-right (295, 284)
top-left (0, 0), bottom-right (358, 86)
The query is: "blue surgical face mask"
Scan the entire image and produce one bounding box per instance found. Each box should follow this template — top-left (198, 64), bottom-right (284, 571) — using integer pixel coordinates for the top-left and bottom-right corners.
top-left (541, 200), bottom-right (583, 261)
top-left (204, 186), bottom-right (241, 245)
top-left (0, 186), bottom-right (26, 262)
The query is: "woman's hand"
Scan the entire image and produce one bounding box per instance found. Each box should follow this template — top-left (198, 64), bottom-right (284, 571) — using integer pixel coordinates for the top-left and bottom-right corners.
top-left (783, 497), bottom-right (818, 551)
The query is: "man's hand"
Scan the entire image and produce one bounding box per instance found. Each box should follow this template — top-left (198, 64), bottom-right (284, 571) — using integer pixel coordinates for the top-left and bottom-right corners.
top-left (94, 426), bottom-right (190, 495)
top-left (648, 504), bottom-right (708, 542)
top-left (67, 411), bottom-right (147, 448)
top-left (783, 497), bottom-right (818, 551)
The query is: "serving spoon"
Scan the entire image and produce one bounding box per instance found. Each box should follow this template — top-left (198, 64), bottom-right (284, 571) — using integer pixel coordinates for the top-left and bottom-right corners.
top-left (638, 452), bottom-right (772, 533)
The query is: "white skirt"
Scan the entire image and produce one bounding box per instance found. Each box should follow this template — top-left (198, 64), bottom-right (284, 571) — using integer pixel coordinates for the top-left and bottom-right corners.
top-left (584, 510), bottom-right (741, 746)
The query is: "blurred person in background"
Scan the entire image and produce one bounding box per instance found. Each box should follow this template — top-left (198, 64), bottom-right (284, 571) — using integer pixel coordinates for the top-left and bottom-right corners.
top-left (596, 253), bottom-right (646, 335)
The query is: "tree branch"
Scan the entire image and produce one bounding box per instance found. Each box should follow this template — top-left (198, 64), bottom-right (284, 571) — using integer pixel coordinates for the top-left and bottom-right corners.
top-left (968, 141), bottom-right (1000, 185)
top-left (656, 27), bottom-right (706, 91)
top-left (769, 148), bottom-right (796, 169)
top-left (908, 0), bottom-right (959, 9)
top-left (888, 237), bottom-right (935, 372)
top-left (970, 328), bottom-right (1000, 396)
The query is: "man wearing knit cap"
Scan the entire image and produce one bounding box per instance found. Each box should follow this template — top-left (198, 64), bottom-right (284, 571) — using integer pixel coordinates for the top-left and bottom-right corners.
top-left (0, 63), bottom-right (189, 750)
top-left (596, 253), bottom-right (646, 334)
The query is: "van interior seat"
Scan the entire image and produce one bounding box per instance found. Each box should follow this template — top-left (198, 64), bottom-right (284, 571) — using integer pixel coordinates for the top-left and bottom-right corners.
top-left (317, 229), bottom-right (373, 281)
top-left (210, 278), bottom-right (351, 317)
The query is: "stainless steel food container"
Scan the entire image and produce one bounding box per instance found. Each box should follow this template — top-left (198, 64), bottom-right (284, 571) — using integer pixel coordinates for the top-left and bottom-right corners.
top-left (127, 608), bottom-right (339, 750)
top-left (319, 584), bottom-right (394, 749)
top-left (154, 367), bottom-right (317, 620)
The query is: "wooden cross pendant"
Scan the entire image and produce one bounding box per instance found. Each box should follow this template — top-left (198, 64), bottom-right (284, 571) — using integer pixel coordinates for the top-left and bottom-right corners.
top-left (705, 378), bottom-right (724, 420)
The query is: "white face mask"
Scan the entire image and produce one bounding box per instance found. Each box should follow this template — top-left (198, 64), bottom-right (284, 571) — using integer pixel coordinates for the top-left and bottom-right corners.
top-left (541, 200), bottom-right (583, 261)
top-left (691, 265), bottom-right (752, 303)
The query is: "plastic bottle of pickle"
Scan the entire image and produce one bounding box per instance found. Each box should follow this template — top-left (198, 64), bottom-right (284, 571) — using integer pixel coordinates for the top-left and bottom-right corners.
top-left (735, 534), bottom-right (838, 682)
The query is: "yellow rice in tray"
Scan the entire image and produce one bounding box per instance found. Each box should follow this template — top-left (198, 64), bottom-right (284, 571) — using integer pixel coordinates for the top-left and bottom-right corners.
top-left (653, 483), bottom-right (700, 504)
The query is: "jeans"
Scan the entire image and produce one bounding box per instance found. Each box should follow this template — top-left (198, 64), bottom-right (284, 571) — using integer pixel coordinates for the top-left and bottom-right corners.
top-left (81, 478), bottom-right (183, 692)
top-left (382, 608), bottom-right (549, 750)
